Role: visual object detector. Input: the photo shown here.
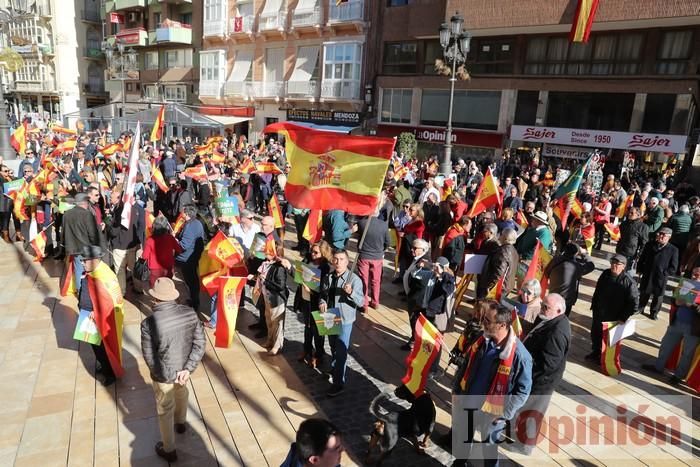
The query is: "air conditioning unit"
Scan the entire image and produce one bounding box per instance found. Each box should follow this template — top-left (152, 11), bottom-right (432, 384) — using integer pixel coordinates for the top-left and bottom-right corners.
top-left (127, 12), bottom-right (139, 23)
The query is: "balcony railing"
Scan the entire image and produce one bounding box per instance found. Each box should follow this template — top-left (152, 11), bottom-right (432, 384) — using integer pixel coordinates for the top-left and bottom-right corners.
top-left (203, 19), bottom-right (226, 37)
top-left (199, 81), bottom-right (222, 98)
top-left (248, 81), bottom-right (286, 99)
top-left (112, 0), bottom-right (147, 11)
top-left (14, 80), bottom-right (56, 92)
top-left (328, 0), bottom-right (363, 23)
top-left (291, 6), bottom-right (321, 28)
top-left (321, 80), bottom-right (360, 100)
top-left (114, 28), bottom-right (148, 47)
top-left (224, 81), bottom-right (248, 97)
top-left (259, 11), bottom-right (287, 31)
top-left (287, 80), bottom-right (319, 98)
top-left (155, 24), bottom-right (192, 44)
top-left (229, 15), bottom-right (256, 35)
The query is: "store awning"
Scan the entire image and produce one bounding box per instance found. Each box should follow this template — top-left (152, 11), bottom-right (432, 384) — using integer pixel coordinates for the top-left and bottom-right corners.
top-left (288, 121), bottom-right (358, 133)
top-left (207, 115), bottom-right (253, 126)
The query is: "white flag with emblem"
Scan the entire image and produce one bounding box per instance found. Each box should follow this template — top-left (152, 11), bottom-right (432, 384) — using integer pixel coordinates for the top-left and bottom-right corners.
top-left (121, 122), bottom-right (141, 228)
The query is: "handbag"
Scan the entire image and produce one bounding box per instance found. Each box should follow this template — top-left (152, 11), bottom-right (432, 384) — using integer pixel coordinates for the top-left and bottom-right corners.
top-left (133, 258), bottom-right (150, 283)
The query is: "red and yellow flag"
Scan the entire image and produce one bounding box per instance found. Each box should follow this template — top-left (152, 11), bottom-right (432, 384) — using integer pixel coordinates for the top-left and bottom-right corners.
top-left (60, 256), bottom-right (78, 297)
top-left (467, 168), bottom-right (501, 218)
top-left (150, 105), bottom-right (166, 142)
top-left (604, 222), bottom-right (621, 242)
top-left (208, 231), bottom-right (245, 269)
top-left (515, 210), bottom-right (529, 230)
top-left (255, 161), bottom-right (283, 175)
top-left (302, 209), bottom-right (323, 243)
top-left (51, 138), bottom-right (77, 157)
top-left (238, 158), bottom-right (255, 174)
top-left (214, 276), bottom-right (247, 348)
top-left (616, 194), bottom-right (634, 219)
top-left (151, 162), bottom-right (169, 193)
top-left (570, 0), bottom-right (599, 43)
top-left (10, 122), bottom-right (27, 155)
top-left (264, 122), bottom-right (395, 216)
top-left (30, 229), bottom-right (47, 262)
top-left (50, 124), bottom-right (78, 136)
top-left (183, 164), bottom-right (208, 182)
top-left (268, 195), bottom-right (284, 228)
top-left (100, 142), bottom-right (122, 157)
top-left (172, 212), bottom-right (187, 235)
top-left (512, 309), bottom-right (523, 339)
top-left (401, 314), bottom-right (442, 397)
top-left (486, 274), bottom-right (506, 302)
top-left (523, 239), bottom-right (552, 297)
top-left (600, 321), bottom-right (622, 377)
top-left (87, 262), bottom-right (125, 378)
top-left (145, 210), bottom-right (155, 239)
top-left (210, 150), bottom-right (226, 164)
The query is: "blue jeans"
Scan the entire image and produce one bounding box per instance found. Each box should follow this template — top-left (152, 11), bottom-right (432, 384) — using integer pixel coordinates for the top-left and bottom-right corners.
top-left (655, 321), bottom-right (700, 379)
top-left (73, 255), bottom-right (84, 284)
top-left (209, 292), bottom-right (218, 327)
top-left (329, 323), bottom-right (353, 386)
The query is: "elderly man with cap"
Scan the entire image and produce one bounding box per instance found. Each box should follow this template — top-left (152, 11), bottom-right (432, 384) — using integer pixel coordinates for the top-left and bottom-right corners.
top-left (637, 226), bottom-right (679, 320)
top-left (62, 192), bottom-right (101, 282)
top-left (141, 277), bottom-right (205, 463)
top-left (515, 210), bottom-right (553, 260)
top-left (586, 254), bottom-right (639, 361)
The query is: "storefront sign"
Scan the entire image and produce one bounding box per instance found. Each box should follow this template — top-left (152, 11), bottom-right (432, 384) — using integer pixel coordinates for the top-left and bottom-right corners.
top-left (287, 109), bottom-right (361, 126)
top-left (510, 125), bottom-right (687, 153)
top-left (377, 125), bottom-right (503, 149)
top-left (116, 29), bottom-right (145, 46)
top-left (109, 12), bottom-right (125, 24)
top-left (542, 144), bottom-right (592, 160)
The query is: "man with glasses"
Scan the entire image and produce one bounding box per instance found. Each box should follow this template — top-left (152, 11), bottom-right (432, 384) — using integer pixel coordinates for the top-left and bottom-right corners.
top-left (637, 227), bottom-right (679, 320)
top-left (18, 148), bottom-right (39, 175)
top-left (586, 254), bottom-right (639, 361)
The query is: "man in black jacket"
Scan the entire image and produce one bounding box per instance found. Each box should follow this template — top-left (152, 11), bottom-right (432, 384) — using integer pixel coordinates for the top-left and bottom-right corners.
top-left (62, 192), bottom-right (101, 279)
top-left (514, 293), bottom-right (571, 453)
top-left (107, 187), bottom-right (145, 295)
top-left (476, 228), bottom-right (519, 300)
top-left (141, 277), bottom-right (205, 463)
top-left (586, 254), bottom-right (639, 361)
top-left (616, 207), bottom-right (649, 268)
top-left (543, 242), bottom-right (595, 316)
top-left (637, 227), bottom-right (679, 320)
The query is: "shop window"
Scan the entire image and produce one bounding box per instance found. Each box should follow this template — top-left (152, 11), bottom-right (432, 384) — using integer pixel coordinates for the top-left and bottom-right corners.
top-left (514, 90), bottom-right (539, 126)
top-left (642, 94), bottom-right (676, 133)
top-left (380, 88), bottom-right (412, 124)
top-left (423, 40), bottom-right (442, 74)
top-left (420, 89), bottom-right (500, 131)
top-left (656, 30), bottom-right (693, 74)
top-left (469, 39), bottom-right (514, 74)
top-left (383, 42), bottom-right (418, 74)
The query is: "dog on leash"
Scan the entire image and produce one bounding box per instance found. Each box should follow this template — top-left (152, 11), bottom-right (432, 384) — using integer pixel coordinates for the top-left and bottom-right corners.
top-left (365, 385), bottom-right (436, 465)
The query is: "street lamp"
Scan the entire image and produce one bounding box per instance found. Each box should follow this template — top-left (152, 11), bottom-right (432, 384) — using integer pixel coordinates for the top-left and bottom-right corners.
top-left (101, 39), bottom-right (139, 119)
top-left (0, 0), bottom-right (30, 160)
top-left (438, 12), bottom-right (471, 176)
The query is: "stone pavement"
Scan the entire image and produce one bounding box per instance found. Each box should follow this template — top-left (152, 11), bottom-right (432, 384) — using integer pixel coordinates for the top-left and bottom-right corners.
top-left (0, 235), bottom-right (698, 467)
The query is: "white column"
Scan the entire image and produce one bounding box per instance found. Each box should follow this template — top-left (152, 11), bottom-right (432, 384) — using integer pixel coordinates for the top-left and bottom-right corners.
top-left (629, 93), bottom-right (646, 132)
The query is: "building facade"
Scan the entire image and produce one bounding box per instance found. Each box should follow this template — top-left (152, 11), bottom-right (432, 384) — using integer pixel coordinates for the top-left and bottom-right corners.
top-left (198, 0), bottom-right (370, 141)
top-left (372, 0), bottom-right (700, 165)
top-left (101, 0), bottom-right (202, 109)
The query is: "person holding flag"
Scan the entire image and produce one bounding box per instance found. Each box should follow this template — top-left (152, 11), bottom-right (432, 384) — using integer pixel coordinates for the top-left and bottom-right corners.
top-left (175, 205), bottom-right (207, 311)
top-left (615, 206), bottom-right (649, 269)
top-left (515, 211), bottom-right (553, 260)
top-left (476, 229), bottom-right (519, 303)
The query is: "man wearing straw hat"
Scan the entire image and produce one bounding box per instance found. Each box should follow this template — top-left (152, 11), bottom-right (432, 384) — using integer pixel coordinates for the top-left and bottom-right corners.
top-left (141, 277), bottom-right (205, 462)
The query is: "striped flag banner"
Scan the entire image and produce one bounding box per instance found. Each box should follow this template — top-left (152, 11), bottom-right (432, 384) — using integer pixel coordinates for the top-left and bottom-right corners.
top-left (87, 262), bottom-right (125, 378)
top-left (145, 211), bottom-right (155, 239)
top-left (215, 276), bottom-right (247, 348)
top-left (30, 229), bottom-right (47, 262)
top-left (268, 195), bottom-right (284, 228)
top-left (600, 321), bottom-right (622, 377)
top-left (603, 222), bottom-right (621, 241)
top-left (151, 161), bottom-right (169, 193)
top-left (150, 104), bottom-right (166, 142)
top-left (303, 209), bottom-right (323, 244)
top-left (401, 314), bottom-right (442, 397)
top-left (569, 0), bottom-right (600, 43)
top-left (60, 256), bottom-right (78, 297)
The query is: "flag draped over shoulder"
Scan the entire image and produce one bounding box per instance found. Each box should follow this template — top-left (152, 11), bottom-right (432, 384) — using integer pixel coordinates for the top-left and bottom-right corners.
top-left (215, 276), bottom-right (247, 348)
top-left (150, 105), bottom-right (166, 142)
top-left (616, 194), bottom-right (634, 219)
top-left (467, 168), bottom-right (501, 217)
top-left (401, 314), bottom-right (442, 397)
top-left (553, 156), bottom-right (591, 200)
top-left (87, 262), bottom-right (125, 378)
top-left (268, 195), bottom-right (284, 228)
top-left (569, 0), bottom-right (600, 43)
top-left (523, 240), bottom-right (552, 296)
top-left (303, 209), bottom-right (323, 243)
top-left (264, 122), bottom-right (395, 216)
top-left (121, 123), bottom-right (141, 228)
top-left (604, 223), bottom-right (620, 242)
top-left (151, 161), bottom-right (168, 192)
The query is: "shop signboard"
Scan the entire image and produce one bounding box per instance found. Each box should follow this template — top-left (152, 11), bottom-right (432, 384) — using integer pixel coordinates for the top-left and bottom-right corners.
top-left (286, 109), bottom-right (361, 126)
top-left (510, 125), bottom-right (687, 153)
top-left (377, 124), bottom-right (503, 149)
top-left (542, 144), bottom-right (592, 160)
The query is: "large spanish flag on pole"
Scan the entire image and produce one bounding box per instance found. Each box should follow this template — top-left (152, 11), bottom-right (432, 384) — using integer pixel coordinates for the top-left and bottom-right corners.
top-left (214, 276), bottom-right (247, 348)
top-left (150, 161), bottom-right (169, 193)
top-left (121, 123), bottom-right (141, 228)
top-left (467, 167), bottom-right (501, 218)
top-left (401, 314), bottom-right (442, 397)
top-left (268, 195), bottom-right (284, 228)
top-left (150, 104), bottom-right (166, 142)
top-left (569, 0), bottom-right (599, 43)
top-left (87, 262), bottom-right (125, 378)
top-left (264, 122), bottom-right (395, 216)
top-left (523, 239), bottom-right (552, 296)
top-left (208, 231), bottom-right (245, 269)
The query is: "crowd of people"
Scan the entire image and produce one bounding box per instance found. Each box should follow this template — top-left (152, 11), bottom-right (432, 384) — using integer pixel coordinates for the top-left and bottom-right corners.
top-left (1, 123), bottom-right (699, 466)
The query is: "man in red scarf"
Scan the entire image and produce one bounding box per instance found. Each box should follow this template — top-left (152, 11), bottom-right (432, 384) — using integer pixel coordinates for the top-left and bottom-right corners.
top-left (446, 301), bottom-right (532, 467)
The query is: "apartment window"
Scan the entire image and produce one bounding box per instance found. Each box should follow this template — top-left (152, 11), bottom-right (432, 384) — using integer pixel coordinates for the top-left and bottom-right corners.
top-left (421, 90), bottom-right (501, 130)
top-left (200, 51), bottom-right (223, 81)
top-left (642, 94), bottom-right (676, 133)
top-left (470, 38), bottom-right (514, 74)
top-left (323, 42), bottom-right (362, 99)
top-left (237, 0), bottom-right (254, 17)
top-left (265, 47), bottom-right (285, 82)
top-left (181, 13), bottom-right (192, 25)
top-left (164, 84), bottom-right (187, 103)
top-left (514, 90), bottom-right (539, 126)
top-left (387, 0), bottom-right (410, 5)
top-left (423, 40), bottom-right (442, 74)
top-left (381, 89), bottom-right (412, 123)
top-left (144, 85), bottom-right (159, 99)
top-left (656, 30), bottom-right (693, 74)
top-left (165, 49), bottom-right (193, 68)
top-left (145, 51), bottom-right (158, 70)
top-left (383, 42), bottom-right (417, 74)
top-left (153, 12), bottom-right (161, 27)
top-left (547, 92), bottom-right (634, 131)
top-left (204, 0), bottom-right (224, 21)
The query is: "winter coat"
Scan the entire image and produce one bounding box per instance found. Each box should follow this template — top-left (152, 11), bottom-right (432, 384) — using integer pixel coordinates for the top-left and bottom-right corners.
top-left (637, 241), bottom-right (679, 295)
top-left (263, 261), bottom-right (289, 308)
top-left (476, 244), bottom-right (519, 299)
top-left (591, 269), bottom-right (639, 321)
top-left (616, 218), bottom-right (649, 259)
top-left (523, 314), bottom-right (571, 395)
top-left (645, 206), bottom-right (664, 233)
top-left (323, 209), bottom-right (352, 250)
top-left (668, 212), bottom-right (693, 249)
top-left (543, 253), bottom-right (595, 310)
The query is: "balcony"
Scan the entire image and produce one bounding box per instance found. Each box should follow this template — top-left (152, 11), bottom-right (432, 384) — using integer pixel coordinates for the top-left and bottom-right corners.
top-left (328, 0), bottom-right (364, 24)
top-left (109, 0), bottom-right (147, 11)
top-left (248, 81), bottom-right (286, 100)
top-left (35, 0), bottom-right (51, 16)
top-left (291, 6), bottom-right (321, 29)
top-left (203, 19), bottom-right (226, 37)
top-left (224, 81), bottom-right (248, 98)
top-left (259, 11), bottom-right (287, 32)
top-left (114, 28), bottom-right (148, 47)
top-left (229, 16), bottom-right (256, 35)
top-left (199, 81), bottom-right (222, 98)
top-left (321, 80), bottom-right (360, 100)
top-left (83, 47), bottom-right (103, 59)
top-left (287, 80), bottom-right (319, 100)
top-left (155, 24), bottom-right (192, 44)
top-left (14, 80), bottom-right (56, 93)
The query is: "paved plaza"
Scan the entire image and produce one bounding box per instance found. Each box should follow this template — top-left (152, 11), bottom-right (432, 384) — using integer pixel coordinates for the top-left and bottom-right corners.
top-left (0, 234), bottom-right (697, 467)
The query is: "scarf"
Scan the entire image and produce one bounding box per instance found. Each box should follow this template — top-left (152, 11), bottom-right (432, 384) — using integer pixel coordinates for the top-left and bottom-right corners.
top-left (459, 330), bottom-right (517, 416)
top-left (443, 222), bottom-right (466, 247)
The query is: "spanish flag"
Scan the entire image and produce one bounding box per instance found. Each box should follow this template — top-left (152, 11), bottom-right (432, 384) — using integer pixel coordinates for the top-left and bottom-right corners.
top-left (199, 249), bottom-right (228, 296)
top-left (511, 310), bottom-right (523, 339)
top-left (183, 164), bottom-right (208, 182)
top-left (50, 124), bottom-right (78, 136)
top-left (208, 231), bottom-right (245, 269)
top-left (87, 262), bottom-right (125, 378)
top-left (515, 210), bottom-right (529, 230)
top-left (145, 210), bottom-right (155, 239)
top-left (600, 321), bottom-right (622, 376)
top-left (552, 195), bottom-right (584, 228)
top-left (616, 194), bottom-right (634, 219)
top-left (172, 212), bottom-right (187, 235)
top-left (100, 142), bottom-right (122, 157)
top-left (210, 150), bottom-right (226, 164)
top-left (264, 122), bottom-right (395, 216)
top-left (60, 256), bottom-right (78, 297)
top-left (268, 195), bottom-right (284, 229)
top-left (238, 158), bottom-right (255, 174)
top-left (13, 189), bottom-right (29, 222)
top-left (150, 105), bottom-right (166, 142)
top-left (604, 222), bottom-right (621, 242)
top-left (467, 168), bottom-right (501, 218)
top-left (10, 122), bottom-right (27, 155)
top-left (214, 276), bottom-right (247, 348)
top-left (394, 164), bottom-right (408, 181)
top-left (51, 138), bottom-right (77, 157)
top-left (255, 161), bottom-right (283, 175)
top-left (30, 229), bottom-right (47, 261)
top-left (486, 274), bottom-right (505, 301)
top-left (302, 209), bottom-right (323, 243)
top-left (523, 239), bottom-right (552, 297)
top-left (258, 138), bottom-right (266, 153)
top-left (150, 161), bottom-right (169, 192)
top-left (569, 0), bottom-right (599, 43)
top-left (237, 135), bottom-right (246, 151)
top-left (401, 314), bottom-right (442, 397)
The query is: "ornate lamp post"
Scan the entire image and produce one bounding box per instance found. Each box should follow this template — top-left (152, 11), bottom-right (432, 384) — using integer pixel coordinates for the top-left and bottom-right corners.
top-left (101, 39), bottom-right (138, 119)
top-left (0, 0), bottom-right (30, 160)
top-left (438, 12), bottom-right (471, 176)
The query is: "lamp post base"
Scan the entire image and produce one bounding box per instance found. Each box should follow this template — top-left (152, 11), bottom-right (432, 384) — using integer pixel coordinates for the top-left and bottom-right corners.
top-left (440, 142), bottom-right (453, 177)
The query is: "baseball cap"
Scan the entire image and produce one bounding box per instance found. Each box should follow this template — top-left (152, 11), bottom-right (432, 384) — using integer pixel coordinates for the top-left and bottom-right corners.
top-left (610, 254), bottom-right (627, 265)
top-left (657, 227), bottom-right (673, 236)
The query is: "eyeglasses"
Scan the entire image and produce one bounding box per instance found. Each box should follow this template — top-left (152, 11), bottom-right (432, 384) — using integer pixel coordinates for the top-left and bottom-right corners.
top-left (521, 289), bottom-right (534, 295)
top-left (411, 247), bottom-right (423, 251)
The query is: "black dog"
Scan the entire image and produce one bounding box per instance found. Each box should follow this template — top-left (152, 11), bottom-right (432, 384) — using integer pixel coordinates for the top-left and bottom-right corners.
top-left (365, 386), bottom-right (436, 465)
